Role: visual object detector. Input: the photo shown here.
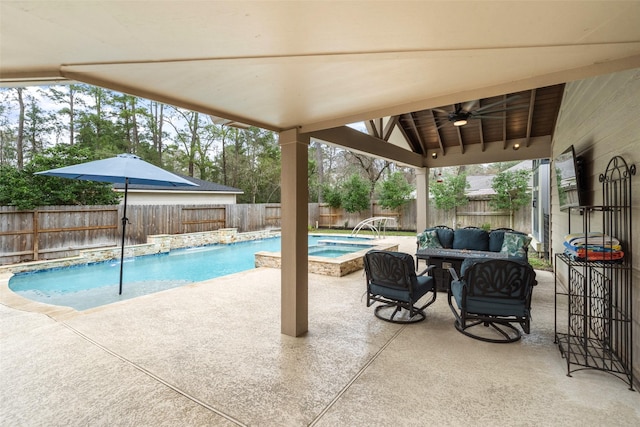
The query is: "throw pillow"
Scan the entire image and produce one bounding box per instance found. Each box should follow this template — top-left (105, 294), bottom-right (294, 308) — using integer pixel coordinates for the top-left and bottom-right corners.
top-left (500, 232), bottom-right (532, 258)
top-left (452, 228), bottom-right (490, 251)
top-left (418, 230), bottom-right (443, 249)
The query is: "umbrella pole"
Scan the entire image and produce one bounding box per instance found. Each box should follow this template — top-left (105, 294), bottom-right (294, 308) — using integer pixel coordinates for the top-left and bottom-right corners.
top-left (119, 178), bottom-right (129, 295)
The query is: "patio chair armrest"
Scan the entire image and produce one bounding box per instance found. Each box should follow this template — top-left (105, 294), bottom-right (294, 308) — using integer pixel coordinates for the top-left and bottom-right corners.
top-left (448, 267), bottom-right (459, 281)
top-left (417, 264), bottom-right (435, 277)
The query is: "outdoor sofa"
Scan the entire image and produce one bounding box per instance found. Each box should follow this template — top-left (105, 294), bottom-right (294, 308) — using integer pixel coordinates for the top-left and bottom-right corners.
top-left (415, 226), bottom-right (532, 291)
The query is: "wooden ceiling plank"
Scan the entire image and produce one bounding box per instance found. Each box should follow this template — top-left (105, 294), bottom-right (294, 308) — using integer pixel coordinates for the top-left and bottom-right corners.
top-left (479, 119), bottom-right (485, 152)
top-left (456, 126), bottom-right (465, 154)
top-left (408, 113), bottom-right (427, 155)
top-left (392, 83), bottom-right (562, 164)
top-left (396, 119), bottom-right (418, 153)
top-left (502, 94), bottom-right (507, 149)
top-left (395, 114), bottom-right (424, 154)
top-left (429, 110), bottom-right (445, 155)
top-left (525, 89), bottom-right (536, 147)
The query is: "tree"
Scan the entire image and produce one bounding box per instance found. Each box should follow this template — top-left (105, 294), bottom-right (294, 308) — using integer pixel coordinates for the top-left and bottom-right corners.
top-left (490, 169), bottom-right (531, 228)
top-left (16, 88), bottom-right (25, 169)
top-left (165, 107), bottom-right (201, 177)
top-left (0, 93), bottom-right (17, 166)
top-left (321, 182), bottom-right (342, 228)
top-left (308, 142), bottom-right (321, 203)
top-left (0, 145), bottom-right (120, 209)
top-left (341, 173), bottom-right (370, 214)
top-left (23, 91), bottom-right (53, 159)
top-left (377, 171), bottom-right (413, 210)
top-left (75, 86), bottom-right (124, 157)
top-left (430, 172), bottom-right (469, 227)
top-left (47, 84), bottom-right (85, 146)
top-left (113, 93), bottom-right (144, 154)
top-left (240, 127), bottom-right (280, 203)
top-left (348, 152), bottom-right (390, 213)
top-left (145, 100), bottom-right (166, 164)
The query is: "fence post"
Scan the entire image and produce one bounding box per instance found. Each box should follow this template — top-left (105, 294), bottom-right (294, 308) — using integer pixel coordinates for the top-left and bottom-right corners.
top-left (33, 210), bottom-right (39, 261)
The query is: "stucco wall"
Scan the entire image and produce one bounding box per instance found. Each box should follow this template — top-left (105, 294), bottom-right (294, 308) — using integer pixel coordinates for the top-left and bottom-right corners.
top-left (550, 67), bottom-right (640, 383)
top-left (117, 191), bottom-right (238, 205)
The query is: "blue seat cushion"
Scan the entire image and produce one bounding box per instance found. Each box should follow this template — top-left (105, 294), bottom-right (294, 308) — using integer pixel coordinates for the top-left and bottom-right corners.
top-left (453, 228), bottom-right (489, 251)
top-left (422, 227), bottom-right (454, 249)
top-left (435, 228), bottom-right (454, 249)
top-left (451, 280), bottom-right (528, 317)
top-left (370, 275), bottom-right (434, 303)
top-left (489, 229), bottom-right (510, 252)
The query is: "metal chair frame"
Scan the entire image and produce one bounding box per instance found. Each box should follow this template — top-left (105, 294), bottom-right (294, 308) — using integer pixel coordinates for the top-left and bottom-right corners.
top-left (448, 259), bottom-right (537, 343)
top-left (364, 251), bottom-right (437, 324)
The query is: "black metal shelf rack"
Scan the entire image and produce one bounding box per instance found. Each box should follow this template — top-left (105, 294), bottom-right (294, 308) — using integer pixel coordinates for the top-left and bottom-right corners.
top-left (554, 156), bottom-right (635, 390)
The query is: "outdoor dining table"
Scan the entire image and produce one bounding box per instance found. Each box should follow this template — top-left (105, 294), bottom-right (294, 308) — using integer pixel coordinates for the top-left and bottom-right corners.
top-left (415, 248), bottom-right (508, 292)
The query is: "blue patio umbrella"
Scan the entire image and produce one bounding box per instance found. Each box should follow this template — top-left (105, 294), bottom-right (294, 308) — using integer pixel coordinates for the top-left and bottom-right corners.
top-left (35, 153), bottom-right (198, 295)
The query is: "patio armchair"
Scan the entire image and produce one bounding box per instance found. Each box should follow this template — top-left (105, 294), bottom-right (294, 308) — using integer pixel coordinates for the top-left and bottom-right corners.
top-left (448, 258), bottom-right (537, 343)
top-left (364, 250), bottom-right (437, 323)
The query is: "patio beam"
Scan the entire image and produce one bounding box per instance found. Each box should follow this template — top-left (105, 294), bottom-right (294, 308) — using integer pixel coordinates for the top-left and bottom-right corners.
top-left (279, 128), bottom-right (309, 337)
top-left (424, 136), bottom-right (551, 168)
top-left (309, 126), bottom-right (423, 168)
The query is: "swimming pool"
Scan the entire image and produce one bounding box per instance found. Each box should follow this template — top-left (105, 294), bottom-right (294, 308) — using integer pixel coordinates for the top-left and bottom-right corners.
top-left (8, 235), bottom-right (373, 311)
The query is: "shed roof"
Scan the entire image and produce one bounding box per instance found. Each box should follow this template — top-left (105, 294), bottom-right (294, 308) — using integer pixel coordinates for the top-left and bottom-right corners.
top-left (113, 173), bottom-right (243, 194)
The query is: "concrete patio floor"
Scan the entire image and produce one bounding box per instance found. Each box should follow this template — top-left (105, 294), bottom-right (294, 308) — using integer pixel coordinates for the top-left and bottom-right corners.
top-left (1, 236), bottom-right (638, 426)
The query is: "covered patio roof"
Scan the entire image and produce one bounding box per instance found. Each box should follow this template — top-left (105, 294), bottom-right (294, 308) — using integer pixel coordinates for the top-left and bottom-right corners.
top-left (2, 1), bottom-right (640, 167)
top-left (2, 1), bottom-right (640, 337)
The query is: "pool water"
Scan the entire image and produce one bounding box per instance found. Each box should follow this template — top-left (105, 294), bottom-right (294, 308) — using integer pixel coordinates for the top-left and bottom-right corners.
top-left (9, 235), bottom-right (372, 311)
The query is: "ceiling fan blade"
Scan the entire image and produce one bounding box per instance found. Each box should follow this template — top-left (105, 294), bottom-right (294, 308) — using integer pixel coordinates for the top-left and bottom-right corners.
top-left (431, 108), bottom-right (449, 114)
top-left (436, 121), bottom-right (451, 130)
top-left (461, 100), bottom-right (478, 112)
top-left (473, 115), bottom-right (507, 119)
top-left (474, 105), bottom-right (529, 115)
top-left (474, 95), bottom-right (522, 113)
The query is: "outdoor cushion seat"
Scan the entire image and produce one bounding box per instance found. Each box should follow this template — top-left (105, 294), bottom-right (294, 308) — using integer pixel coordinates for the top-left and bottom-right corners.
top-left (369, 274), bottom-right (432, 303)
top-left (417, 226), bottom-right (530, 259)
top-left (448, 257), bottom-right (537, 343)
top-left (450, 281), bottom-right (529, 317)
top-left (364, 250), bottom-right (437, 323)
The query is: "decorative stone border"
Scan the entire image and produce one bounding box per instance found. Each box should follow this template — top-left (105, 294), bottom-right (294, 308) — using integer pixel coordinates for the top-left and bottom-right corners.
top-left (1, 228), bottom-right (277, 275)
top-left (255, 241), bottom-right (398, 277)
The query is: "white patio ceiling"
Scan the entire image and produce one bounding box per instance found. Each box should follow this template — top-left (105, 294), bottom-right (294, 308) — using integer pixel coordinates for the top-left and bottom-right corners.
top-left (2, 1), bottom-right (640, 136)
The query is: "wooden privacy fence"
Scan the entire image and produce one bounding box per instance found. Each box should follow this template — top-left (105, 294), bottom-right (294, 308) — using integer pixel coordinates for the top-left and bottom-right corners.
top-left (0, 206), bottom-right (120, 264)
top-left (0, 196), bottom-right (530, 265)
top-left (316, 195), bottom-right (531, 232)
top-left (0, 203), bottom-right (289, 265)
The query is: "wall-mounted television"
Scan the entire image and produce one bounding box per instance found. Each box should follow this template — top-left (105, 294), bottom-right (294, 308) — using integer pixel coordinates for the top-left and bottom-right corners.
top-left (554, 145), bottom-right (583, 210)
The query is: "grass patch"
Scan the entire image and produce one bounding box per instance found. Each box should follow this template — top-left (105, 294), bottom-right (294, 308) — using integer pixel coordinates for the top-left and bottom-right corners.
top-left (528, 254), bottom-right (553, 271)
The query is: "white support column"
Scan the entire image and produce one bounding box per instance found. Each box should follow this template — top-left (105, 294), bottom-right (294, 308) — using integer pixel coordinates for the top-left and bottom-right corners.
top-left (279, 128), bottom-right (309, 337)
top-left (416, 167), bottom-right (429, 232)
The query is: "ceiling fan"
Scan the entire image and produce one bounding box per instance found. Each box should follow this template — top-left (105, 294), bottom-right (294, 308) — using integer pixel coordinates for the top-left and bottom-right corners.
top-left (433, 95), bottom-right (527, 129)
